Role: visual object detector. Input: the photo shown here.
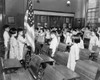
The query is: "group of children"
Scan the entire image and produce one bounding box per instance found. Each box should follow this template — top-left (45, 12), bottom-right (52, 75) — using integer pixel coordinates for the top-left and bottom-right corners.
top-left (3, 24), bottom-right (100, 72)
top-left (35, 26), bottom-right (100, 71)
top-left (35, 27), bottom-right (59, 57)
top-left (3, 25), bottom-right (26, 61)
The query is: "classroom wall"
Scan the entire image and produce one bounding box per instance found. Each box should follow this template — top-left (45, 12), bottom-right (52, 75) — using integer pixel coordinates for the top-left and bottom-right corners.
top-left (5, 0), bottom-right (87, 27)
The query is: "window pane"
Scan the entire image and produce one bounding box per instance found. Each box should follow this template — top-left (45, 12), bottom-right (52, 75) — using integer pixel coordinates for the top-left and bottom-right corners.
top-left (87, 0), bottom-right (99, 26)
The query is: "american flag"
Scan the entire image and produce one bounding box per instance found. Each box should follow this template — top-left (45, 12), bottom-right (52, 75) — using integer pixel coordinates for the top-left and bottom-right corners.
top-left (24, 0), bottom-right (35, 52)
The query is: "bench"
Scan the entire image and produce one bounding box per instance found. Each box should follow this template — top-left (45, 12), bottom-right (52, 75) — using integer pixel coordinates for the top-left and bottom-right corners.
top-left (3, 59), bottom-right (22, 69)
top-left (75, 60), bottom-right (98, 80)
top-left (29, 54), bottom-right (55, 79)
top-left (54, 65), bottom-right (80, 80)
top-left (43, 65), bottom-right (65, 80)
top-left (43, 64), bottom-right (80, 80)
top-left (3, 69), bottom-right (33, 80)
top-left (1, 58), bottom-right (33, 80)
top-left (79, 49), bottom-right (91, 60)
top-left (2, 59), bottom-right (22, 74)
top-left (84, 60), bottom-right (100, 80)
top-left (54, 51), bottom-right (69, 66)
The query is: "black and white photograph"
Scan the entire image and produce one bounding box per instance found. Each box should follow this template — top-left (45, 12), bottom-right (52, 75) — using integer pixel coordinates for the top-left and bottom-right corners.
top-left (0, 0), bottom-right (100, 80)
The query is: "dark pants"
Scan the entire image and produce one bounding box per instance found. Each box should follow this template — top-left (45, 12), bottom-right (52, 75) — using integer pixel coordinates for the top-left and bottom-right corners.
top-left (84, 38), bottom-right (90, 49)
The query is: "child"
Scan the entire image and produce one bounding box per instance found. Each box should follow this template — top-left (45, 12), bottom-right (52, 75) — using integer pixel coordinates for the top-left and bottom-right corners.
top-left (77, 33), bottom-right (84, 49)
top-left (45, 29), bottom-right (51, 44)
top-left (67, 35), bottom-right (80, 71)
top-left (37, 29), bottom-right (45, 47)
top-left (65, 31), bottom-right (72, 45)
top-left (97, 29), bottom-right (100, 47)
top-left (17, 28), bottom-right (26, 60)
top-left (9, 28), bottom-right (18, 59)
top-left (60, 32), bottom-right (65, 43)
top-left (49, 31), bottom-right (59, 57)
top-left (89, 31), bottom-right (98, 51)
top-left (3, 25), bottom-right (10, 59)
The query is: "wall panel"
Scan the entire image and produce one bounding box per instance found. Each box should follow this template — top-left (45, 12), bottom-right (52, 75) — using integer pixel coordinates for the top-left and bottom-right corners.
top-left (5, 0), bottom-right (88, 28)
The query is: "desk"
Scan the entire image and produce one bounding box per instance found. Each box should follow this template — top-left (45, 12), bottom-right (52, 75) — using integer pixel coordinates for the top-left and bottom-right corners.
top-left (4, 69), bottom-right (33, 80)
top-left (3, 59), bottom-right (22, 69)
top-left (54, 51), bottom-right (69, 66)
top-left (39, 54), bottom-right (55, 65)
top-left (29, 54), bottom-right (55, 79)
top-left (43, 65), bottom-right (65, 80)
top-left (75, 60), bottom-right (98, 80)
top-left (79, 49), bottom-right (91, 60)
top-left (54, 65), bottom-right (80, 80)
top-left (43, 64), bottom-right (80, 80)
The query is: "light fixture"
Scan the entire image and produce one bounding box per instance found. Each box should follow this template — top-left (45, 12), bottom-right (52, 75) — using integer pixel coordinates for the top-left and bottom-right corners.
top-left (67, 0), bottom-right (71, 6)
top-left (37, 0), bottom-right (40, 3)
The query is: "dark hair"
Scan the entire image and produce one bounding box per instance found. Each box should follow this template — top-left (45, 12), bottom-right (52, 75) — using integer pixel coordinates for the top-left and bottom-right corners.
top-left (51, 30), bottom-right (56, 35)
top-left (72, 35), bottom-right (80, 43)
top-left (17, 28), bottom-right (23, 33)
top-left (18, 28), bottom-right (23, 31)
top-left (35, 28), bottom-right (38, 30)
top-left (3, 25), bottom-right (9, 29)
top-left (9, 28), bottom-right (17, 34)
top-left (77, 32), bottom-right (83, 40)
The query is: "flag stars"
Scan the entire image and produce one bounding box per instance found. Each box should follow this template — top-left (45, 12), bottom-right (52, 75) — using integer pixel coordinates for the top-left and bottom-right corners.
top-left (26, 0), bottom-right (34, 27)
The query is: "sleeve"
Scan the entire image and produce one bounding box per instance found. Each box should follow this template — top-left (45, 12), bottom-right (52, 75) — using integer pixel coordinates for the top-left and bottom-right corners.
top-left (69, 46), bottom-right (74, 58)
top-left (10, 39), bottom-right (15, 55)
top-left (3, 32), bottom-right (8, 47)
top-left (80, 40), bottom-right (84, 49)
top-left (19, 36), bottom-right (26, 44)
top-left (12, 39), bottom-right (17, 47)
top-left (73, 45), bottom-right (79, 60)
top-left (52, 46), bottom-right (56, 55)
top-left (63, 34), bottom-right (66, 39)
top-left (49, 40), bottom-right (57, 55)
top-left (49, 41), bottom-right (53, 49)
top-left (96, 37), bottom-right (99, 46)
top-left (75, 49), bottom-right (79, 60)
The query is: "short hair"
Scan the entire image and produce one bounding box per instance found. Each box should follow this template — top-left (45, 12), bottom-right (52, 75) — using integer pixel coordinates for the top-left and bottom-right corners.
top-left (3, 25), bottom-right (9, 29)
top-left (72, 35), bottom-right (80, 43)
top-left (9, 28), bottom-right (17, 34)
top-left (35, 28), bottom-right (38, 30)
top-left (51, 30), bottom-right (56, 35)
top-left (77, 32), bottom-right (83, 39)
top-left (17, 28), bottom-right (23, 32)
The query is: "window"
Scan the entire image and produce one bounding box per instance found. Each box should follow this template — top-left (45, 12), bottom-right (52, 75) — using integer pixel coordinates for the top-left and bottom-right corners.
top-left (87, 0), bottom-right (99, 27)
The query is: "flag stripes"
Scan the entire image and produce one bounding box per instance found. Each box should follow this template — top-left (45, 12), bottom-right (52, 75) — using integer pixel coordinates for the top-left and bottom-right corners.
top-left (24, 0), bottom-right (35, 52)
